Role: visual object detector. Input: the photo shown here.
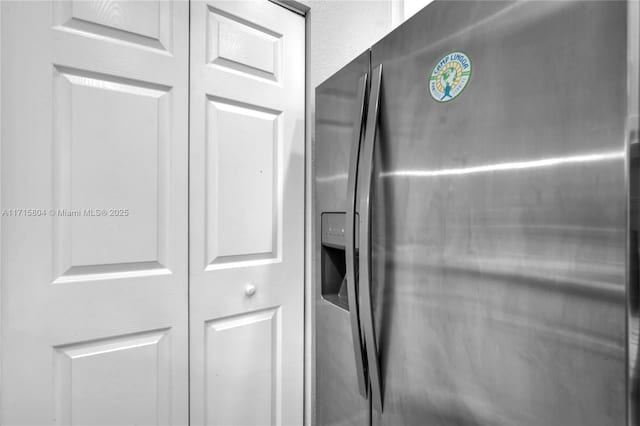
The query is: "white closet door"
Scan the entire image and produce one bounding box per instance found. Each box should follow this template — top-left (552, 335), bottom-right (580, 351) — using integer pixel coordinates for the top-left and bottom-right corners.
top-left (189, 1), bottom-right (305, 425)
top-left (0, 1), bottom-right (189, 424)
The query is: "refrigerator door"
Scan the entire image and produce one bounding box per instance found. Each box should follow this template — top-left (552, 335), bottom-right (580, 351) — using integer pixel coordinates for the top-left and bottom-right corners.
top-left (315, 51), bottom-right (371, 426)
top-left (370, 1), bottom-right (629, 425)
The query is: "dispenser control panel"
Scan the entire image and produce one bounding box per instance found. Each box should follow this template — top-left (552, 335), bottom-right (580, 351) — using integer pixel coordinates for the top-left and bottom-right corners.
top-left (321, 212), bottom-right (358, 249)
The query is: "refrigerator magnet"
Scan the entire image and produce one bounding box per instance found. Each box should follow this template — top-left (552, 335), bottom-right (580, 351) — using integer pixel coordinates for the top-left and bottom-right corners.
top-left (429, 51), bottom-right (472, 102)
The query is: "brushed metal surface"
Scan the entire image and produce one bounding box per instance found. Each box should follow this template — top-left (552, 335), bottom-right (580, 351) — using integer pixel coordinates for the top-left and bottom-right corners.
top-left (315, 51), bottom-right (370, 426)
top-left (345, 73), bottom-right (369, 397)
top-left (369, 1), bottom-right (629, 425)
top-left (627, 1), bottom-right (639, 425)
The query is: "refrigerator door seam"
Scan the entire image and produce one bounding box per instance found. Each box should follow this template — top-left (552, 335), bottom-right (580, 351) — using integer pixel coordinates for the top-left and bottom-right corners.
top-left (346, 72), bottom-right (370, 398)
top-left (359, 63), bottom-right (384, 412)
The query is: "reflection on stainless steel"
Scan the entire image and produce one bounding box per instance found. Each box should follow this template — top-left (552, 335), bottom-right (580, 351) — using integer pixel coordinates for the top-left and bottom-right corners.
top-left (381, 151), bottom-right (624, 178)
top-left (381, 1), bottom-right (570, 71)
top-left (315, 51), bottom-right (371, 426)
top-left (315, 1), bottom-right (639, 425)
top-left (370, 1), bottom-right (629, 425)
top-left (316, 173), bottom-right (348, 183)
top-left (628, 0), bottom-right (640, 424)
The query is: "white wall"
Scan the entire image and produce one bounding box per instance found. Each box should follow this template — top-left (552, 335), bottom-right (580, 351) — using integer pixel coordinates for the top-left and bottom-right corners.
top-left (303, 1), bottom-right (394, 90)
top-left (403, 0), bottom-right (434, 20)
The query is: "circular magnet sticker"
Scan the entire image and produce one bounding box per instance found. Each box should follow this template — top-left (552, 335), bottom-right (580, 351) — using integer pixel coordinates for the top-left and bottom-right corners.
top-left (429, 52), bottom-right (472, 102)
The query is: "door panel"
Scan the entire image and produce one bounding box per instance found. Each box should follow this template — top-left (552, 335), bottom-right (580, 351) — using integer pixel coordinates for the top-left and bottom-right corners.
top-left (204, 308), bottom-right (280, 425)
top-left (52, 1), bottom-right (174, 54)
top-left (189, 1), bottom-right (305, 425)
top-left (52, 67), bottom-right (172, 279)
top-left (314, 51), bottom-right (371, 426)
top-left (1, 1), bottom-right (189, 424)
top-left (205, 96), bottom-right (280, 266)
top-left (58, 1), bottom-right (169, 44)
top-left (370, 2), bottom-right (627, 425)
top-left (54, 330), bottom-right (172, 426)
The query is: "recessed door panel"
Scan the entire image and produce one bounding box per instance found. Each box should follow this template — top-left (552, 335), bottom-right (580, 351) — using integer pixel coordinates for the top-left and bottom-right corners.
top-left (190, 1), bottom-right (304, 425)
top-left (207, 6), bottom-right (282, 81)
top-left (205, 309), bottom-right (280, 426)
top-left (205, 97), bottom-right (280, 267)
top-left (70, 1), bottom-right (161, 39)
top-left (53, 0), bottom-right (173, 51)
top-left (54, 330), bottom-right (171, 425)
top-left (1, 1), bottom-right (188, 423)
top-left (52, 67), bottom-right (171, 281)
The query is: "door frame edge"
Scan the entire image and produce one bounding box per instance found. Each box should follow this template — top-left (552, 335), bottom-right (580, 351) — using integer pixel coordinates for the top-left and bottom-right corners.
top-left (300, 4), bottom-right (313, 426)
top-left (268, 0), bottom-right (309, 16)
top-left (1, 1), bottom-right (4, 420)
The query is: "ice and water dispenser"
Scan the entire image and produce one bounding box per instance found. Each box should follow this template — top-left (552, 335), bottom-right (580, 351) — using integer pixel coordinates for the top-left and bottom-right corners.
top-left (320, 212), bottom-right (358, 310)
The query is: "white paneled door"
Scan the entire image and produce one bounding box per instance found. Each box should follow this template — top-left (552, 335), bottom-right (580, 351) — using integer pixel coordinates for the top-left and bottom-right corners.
top-left (1, 1), bottom-right (304, 425)
top-left (189, 1), bottom-right (305, 425)
top-left (0, 1), bottom-right (189, 424)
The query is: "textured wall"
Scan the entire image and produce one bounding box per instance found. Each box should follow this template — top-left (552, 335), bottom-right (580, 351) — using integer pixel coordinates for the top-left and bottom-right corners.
top-left (303, 0), bottom-right (393, 89)
top-left (404, 0), bottom-right (434, 20)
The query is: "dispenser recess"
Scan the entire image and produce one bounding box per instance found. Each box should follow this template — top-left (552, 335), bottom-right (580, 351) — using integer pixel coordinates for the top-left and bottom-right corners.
top-left (320, 212), bottom-right (358, 310)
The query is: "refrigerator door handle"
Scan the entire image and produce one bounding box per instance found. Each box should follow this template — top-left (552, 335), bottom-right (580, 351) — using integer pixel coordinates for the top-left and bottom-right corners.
top-left (345, 72), bottom-right (369, 398)
top-left (359, 63), bottom-right (383, 412)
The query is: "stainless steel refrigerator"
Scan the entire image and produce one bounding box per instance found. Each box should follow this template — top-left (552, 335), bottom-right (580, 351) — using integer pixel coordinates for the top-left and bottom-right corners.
top-left (314, 1), bottom-right (640, 425)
